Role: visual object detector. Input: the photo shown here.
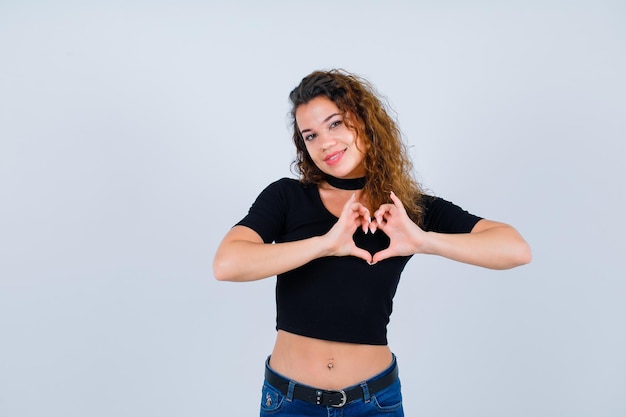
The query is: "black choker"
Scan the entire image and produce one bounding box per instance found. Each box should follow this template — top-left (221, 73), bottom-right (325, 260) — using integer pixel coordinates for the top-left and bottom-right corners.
top-left (324, 175), bottom-right (366, 190)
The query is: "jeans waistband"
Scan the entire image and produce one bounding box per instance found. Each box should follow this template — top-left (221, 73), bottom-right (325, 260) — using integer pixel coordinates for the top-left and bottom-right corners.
top-left (264, 355), bottom-right (398, 408)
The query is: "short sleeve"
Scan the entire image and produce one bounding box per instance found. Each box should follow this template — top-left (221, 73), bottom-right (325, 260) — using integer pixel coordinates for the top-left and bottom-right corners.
top-left (235, 179), bottom-right (290, 243)
top-left (421, 195), bottom-right (482, 233)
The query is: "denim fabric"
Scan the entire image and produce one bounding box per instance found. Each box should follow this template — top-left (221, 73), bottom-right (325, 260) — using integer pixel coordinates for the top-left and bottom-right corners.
top-left (260, 357), bottom-right (404, 417)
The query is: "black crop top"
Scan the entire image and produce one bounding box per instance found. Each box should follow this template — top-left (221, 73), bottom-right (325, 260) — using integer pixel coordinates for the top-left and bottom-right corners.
top-left (236, 178), bottom-right (482, 345)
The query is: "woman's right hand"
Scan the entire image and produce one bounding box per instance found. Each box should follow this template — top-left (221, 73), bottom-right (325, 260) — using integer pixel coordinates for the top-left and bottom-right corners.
top-left (214, 194), bottom-right (373, 282)
top-left (320, 193), bottom-right (373, 264)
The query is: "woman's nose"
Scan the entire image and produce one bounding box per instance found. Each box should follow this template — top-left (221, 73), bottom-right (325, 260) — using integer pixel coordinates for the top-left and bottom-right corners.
top-left (319, 130), bottom-right (336, 150)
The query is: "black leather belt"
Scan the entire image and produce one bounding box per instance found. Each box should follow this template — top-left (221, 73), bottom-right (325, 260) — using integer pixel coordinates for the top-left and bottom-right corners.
top-left (264, 359), bottom-right (399, 408)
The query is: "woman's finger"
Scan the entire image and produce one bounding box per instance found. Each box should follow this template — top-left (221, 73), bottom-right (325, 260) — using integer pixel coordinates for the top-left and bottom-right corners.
top-left (352, 246), bottom-right (373, 264)
top-left (340, 193), bottom-right (357, 217)
top-left (374, 204), bottom-right (392, 225)
top-left (389, 191), bottom-right (407, 214)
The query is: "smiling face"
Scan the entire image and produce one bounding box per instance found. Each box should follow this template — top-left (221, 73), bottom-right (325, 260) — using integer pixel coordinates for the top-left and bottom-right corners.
top-left (295, 96), bottom-right (368, 179)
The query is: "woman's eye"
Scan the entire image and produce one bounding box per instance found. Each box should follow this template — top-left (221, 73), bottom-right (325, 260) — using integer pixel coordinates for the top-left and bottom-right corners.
top-left (330, 120), bottom-right (342, 128)
top-left (304, 133), bottom-right (316, 141)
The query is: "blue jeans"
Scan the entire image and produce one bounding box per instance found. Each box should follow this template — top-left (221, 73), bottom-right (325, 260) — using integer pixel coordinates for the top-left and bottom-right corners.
top-left (260, 356), bottom-right (404, 416)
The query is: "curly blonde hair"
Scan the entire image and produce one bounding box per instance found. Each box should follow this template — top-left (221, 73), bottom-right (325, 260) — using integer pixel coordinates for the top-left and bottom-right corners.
top-left (289, 69), bottom-right (424, 224)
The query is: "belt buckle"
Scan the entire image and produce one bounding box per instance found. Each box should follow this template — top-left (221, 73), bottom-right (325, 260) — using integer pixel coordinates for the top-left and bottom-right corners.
top-left (331, 390), bottom-right (347, 408)
top-left (316, 389), bottom-right (347, 408)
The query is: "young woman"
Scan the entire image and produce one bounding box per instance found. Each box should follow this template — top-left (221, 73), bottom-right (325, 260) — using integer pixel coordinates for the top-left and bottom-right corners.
top-left (213, 69), bottom-right (531, 416)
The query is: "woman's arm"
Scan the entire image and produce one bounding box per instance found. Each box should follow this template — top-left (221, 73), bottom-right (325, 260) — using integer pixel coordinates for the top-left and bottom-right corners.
top-left (213, 226), bottom-right (327, 282)
top-left (418, 219), bottom-right (532, 270)
top-left (371, 192), bottom-right (531, 269)
top-left (213, 194), bottom-right (373, 282)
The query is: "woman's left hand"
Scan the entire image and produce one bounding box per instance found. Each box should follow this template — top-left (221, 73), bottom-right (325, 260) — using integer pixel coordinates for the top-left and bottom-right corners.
top-left (369, 192), bottom-right (532, 269)
top-left (369, 191), bottom-right (424, 264)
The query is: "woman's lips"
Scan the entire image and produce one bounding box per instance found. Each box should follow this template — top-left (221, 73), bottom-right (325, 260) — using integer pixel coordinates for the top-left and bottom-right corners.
top-left (324, 150), bottom-right (345, 165)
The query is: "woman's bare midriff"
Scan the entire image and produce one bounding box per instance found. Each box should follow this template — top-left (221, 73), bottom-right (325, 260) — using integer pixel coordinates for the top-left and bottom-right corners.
top-left (269, 330), bottom-right (393, 390)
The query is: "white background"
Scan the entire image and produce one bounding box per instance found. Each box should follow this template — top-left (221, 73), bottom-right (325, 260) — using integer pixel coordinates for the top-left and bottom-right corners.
top-left (1, 1), bottom-right (625, 416)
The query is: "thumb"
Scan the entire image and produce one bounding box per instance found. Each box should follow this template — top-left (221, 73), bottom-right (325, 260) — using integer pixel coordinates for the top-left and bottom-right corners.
top-left (371, 248), bottom-right (393, 265)
top-left (352, 247), bottom-right (373, 264)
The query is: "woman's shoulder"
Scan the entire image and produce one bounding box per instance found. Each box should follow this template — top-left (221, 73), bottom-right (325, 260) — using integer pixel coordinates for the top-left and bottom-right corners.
top-left (272, 177), bottom-right (301, 186)
top-left (264, 177), bottom-right (315, 193)
top-left (418, 193), bottom-right (482, 233)
top-left (419, 193), bottom-right (470, 215)
top-left (251, 178), bottom-right (317, 204)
